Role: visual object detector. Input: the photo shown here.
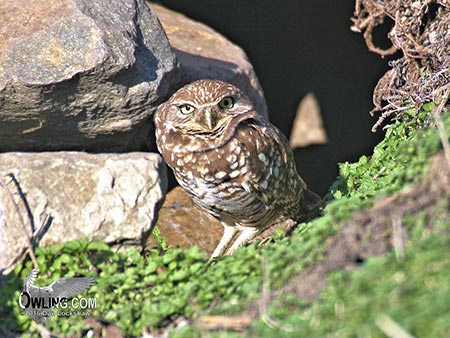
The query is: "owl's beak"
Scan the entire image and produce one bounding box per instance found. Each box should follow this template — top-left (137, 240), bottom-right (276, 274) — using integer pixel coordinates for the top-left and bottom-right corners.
top-left (197, 107), bottom-right (228, 133)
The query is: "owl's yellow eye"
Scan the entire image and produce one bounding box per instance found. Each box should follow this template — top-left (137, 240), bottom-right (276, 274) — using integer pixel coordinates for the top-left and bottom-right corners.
top-left (218, 96), bottom-right (234, 109)
top-left (179, 104), bottom-right (195, 114)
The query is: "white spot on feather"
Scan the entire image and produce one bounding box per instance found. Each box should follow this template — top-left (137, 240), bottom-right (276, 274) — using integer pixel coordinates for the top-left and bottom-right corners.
top-left (199, 166), bottom-right (210, 175)
top-left (186, 171), bottom-right (194, 180)
top-left (229, 170), bottom-right (241, 178)
top-left (215, 171), bottom-right (227, 179)
top-left (260, 180), bottom-right (268, 189)
top-left (226, 154), bottom-right (237, 163)
top-left (274, 167), bottom-right (280, 177)
top-left (242, 182), bottom-right (251, 193)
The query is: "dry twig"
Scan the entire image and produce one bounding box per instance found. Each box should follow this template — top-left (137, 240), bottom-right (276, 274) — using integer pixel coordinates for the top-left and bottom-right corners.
top-left (433, 88), bottom-right (450, 171)
top-left (30, 322), bottom-right (53, 338)
top-left (375, 314), bottom-right (415, 338)
top-left (392, 216), bottom-right (405, 262)
top-left (0, 174), bottom-right (52, 274)
top-left (259, 258), bottom-right (295, 332)
top-left (197, 315), bottom-right (252, 332)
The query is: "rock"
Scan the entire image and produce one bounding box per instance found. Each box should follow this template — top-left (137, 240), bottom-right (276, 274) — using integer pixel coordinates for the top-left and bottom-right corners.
top-left (149, 186), bottom-right (223, 256)
top-left (148, 3), bottom-right (268, 119)
top-left (149, 186), bottom-right (299, 256)
top-left (0, 152), bottom-right (166, 272)
top-left (0, 0), bottom-right (178, 152)
top-left (289, 93), bottom-right (327, 148)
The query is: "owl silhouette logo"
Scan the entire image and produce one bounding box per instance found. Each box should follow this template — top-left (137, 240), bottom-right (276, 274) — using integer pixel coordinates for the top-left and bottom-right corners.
top-left (19, 269), bottom-right (95, 323)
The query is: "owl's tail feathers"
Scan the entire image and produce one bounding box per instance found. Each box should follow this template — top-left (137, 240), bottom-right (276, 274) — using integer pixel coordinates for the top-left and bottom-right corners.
top-left (302, 188), bottom-right (321, 208)
top-left (301, 188), bottom-right (323, 218)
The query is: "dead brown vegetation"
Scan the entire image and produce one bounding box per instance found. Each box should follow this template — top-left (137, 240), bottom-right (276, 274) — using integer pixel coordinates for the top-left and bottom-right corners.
top-left (351, 0), bottom-right (450, 131)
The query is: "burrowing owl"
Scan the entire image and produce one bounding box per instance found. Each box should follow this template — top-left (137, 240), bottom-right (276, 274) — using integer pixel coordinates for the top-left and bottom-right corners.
top-left (155, 80), bottom-right (319, 258)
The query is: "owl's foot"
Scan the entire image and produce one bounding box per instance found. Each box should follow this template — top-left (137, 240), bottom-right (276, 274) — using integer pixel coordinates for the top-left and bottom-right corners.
top-left (224, 227), bottom-right (259, 256)
top-left (210, 224), bottom-right (237, 259)
top-left (210, 225), bottom-right (260, 259)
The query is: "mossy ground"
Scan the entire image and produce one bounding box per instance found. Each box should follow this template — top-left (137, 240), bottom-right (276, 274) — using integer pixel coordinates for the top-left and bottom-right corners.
top-left (1, 111), bottom-right (449, 337)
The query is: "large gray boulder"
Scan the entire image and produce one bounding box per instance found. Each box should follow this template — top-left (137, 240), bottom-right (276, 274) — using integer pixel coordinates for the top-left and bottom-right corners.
top-left (0, 0), bottom-right (178, 152)
top-left (0, 152), bottom-right (166, 272)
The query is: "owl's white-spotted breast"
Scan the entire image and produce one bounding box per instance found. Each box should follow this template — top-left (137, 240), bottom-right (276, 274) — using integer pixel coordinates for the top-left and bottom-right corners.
top-left (154, 79), bottom-right (319, 258)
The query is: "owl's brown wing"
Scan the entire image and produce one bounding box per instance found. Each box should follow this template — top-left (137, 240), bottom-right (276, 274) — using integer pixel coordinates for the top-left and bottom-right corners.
top-left (235, 117), bottom-right (307, 214)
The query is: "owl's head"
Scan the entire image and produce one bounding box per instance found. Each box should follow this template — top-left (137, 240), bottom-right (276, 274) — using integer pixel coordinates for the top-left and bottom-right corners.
top-left (155, 80), bottom-right (257, 137)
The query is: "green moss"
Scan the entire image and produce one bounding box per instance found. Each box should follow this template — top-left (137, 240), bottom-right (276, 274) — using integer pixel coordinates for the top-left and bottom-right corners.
top-left (330, 111), bottom-right (443, 202)
top-left (1, 112), bottom-right (448, 336)
top-left (208, 112), bottom-right (450, 338)
top-left (244, 211), bottom-right (450, 338)
top-left (151, 226), bottom-right (169, 250)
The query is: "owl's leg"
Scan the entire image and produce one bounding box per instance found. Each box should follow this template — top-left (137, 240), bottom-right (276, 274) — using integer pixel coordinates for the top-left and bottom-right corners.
top-left (211, 224), bottom-right (237, 259)
top-left (224, 227), bottom-right (259, 256)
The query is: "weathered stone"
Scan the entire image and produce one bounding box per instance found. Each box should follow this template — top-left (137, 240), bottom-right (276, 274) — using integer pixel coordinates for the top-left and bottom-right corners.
top-left (149, 186), bottom-right (297, 256)
top-left (0, 152), bottom-right (166, 271)
top-left (148, 3), bottom-right (268, 119)
top-left (149, 186), bottom-right (223, 256)
top-left (0, 0), bottom-right (178, 152)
